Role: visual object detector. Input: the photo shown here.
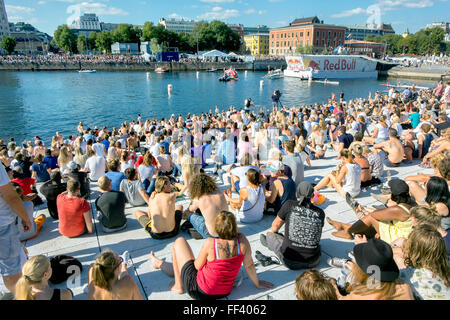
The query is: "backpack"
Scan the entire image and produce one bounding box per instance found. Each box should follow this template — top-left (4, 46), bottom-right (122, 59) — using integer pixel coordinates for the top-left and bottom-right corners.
top-left (49, 255), bottom-right (83, 284)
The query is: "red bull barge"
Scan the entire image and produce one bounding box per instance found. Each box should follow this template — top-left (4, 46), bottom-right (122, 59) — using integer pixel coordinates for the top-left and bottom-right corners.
top-left (284, 55), bottom-right (380, 79)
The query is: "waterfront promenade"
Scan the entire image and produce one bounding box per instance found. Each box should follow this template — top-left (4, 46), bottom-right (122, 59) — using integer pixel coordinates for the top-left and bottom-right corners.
top-left (0, 145), bottom-right (433, 300)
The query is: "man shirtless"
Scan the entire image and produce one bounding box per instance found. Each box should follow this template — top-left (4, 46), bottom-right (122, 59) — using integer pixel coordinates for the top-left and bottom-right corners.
top-left (135, 176), bottom-right (183, 240)
top-left (127, 131), bottom-right (139, 152)
top-left (183, 173), bottom-right (229, 238)
top-left (373, 128), bottom-right (405, 167)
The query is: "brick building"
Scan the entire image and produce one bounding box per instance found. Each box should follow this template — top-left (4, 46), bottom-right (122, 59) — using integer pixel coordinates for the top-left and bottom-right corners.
top-left (269, 17), bottom-right (346, 55)
top-left (344, 40), bottom-right (387, 58)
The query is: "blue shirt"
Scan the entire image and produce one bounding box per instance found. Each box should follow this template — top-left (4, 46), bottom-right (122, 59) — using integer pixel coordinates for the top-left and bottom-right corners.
top-left (105, 171), bottom-right (126, 192)
top-left (409, 113), bottom-right (420, 129)
top-left (31, 163), bottom-right (50, 182)
top-left (159, 141), bottom-right (170, 154)
top-left (43, 156), bottom-right (58, 170)
top-left (102, 139), bottom-right (110, 152)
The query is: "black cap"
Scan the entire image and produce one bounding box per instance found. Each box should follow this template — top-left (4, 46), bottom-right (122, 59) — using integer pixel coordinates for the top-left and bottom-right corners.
top-left (388, 179), bottom-right (409, 196)
top-left (354, 238), bottom-right (399, 282)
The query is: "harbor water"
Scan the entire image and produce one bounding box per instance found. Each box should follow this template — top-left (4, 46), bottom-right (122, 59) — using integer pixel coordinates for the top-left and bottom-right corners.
top-left (0, 70), bottom-right (436, 144)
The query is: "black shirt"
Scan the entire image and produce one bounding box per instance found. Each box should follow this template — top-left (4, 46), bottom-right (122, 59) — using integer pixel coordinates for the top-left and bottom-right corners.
top-left (67, 172), bottom-right (88, 198)
top-left (40, 182), bottom-right (67, 219)
top-left (338, 133), bottom-right (354, 149)
top-left (277, 200), bottom-right (325, 262)
top-left (95, 191), bottom-right (127, 229)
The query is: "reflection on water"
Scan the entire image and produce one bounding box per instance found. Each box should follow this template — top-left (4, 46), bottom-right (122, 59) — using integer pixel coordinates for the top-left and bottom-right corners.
top-left (0, 71), bottom-right (436, 144)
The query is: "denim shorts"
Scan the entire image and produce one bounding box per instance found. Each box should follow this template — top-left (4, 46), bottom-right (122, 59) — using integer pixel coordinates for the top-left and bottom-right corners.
top-left (188, 212), bottom-right (212, 239)
top-left (0, 222), bottom-right (22, 276)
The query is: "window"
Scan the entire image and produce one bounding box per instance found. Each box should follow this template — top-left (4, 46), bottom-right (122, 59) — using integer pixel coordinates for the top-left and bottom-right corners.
top-left (328, 31), bottom-right (331, 37)
top-left (300, 32), bottom-right (303, 37)
top-left (307, 31), bottom-right (310, 37)
top-left (317, 31), bottom-right (320, 37)
top-left (322, 31), bottom-right (325, 38)
top-left (316, 40), bottom-right (319, 46)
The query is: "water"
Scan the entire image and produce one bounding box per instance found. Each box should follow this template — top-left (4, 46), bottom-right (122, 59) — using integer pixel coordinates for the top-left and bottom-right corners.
top-left (0, 70), bottom-right (436, 145)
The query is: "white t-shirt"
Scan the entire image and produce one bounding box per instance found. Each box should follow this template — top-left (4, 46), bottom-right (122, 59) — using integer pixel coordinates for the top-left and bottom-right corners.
top-left (230, 165), bottom-right (259, 189)
top-left (84, 155), bottom-right (106, 181)
top-left (0, 165), bottom-right (16, 227)
top-left (92, 143), bottom-right (106, 158)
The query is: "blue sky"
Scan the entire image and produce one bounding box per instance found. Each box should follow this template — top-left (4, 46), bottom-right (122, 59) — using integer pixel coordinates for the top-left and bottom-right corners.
top-left (4, 0), bottom-right (450, 36)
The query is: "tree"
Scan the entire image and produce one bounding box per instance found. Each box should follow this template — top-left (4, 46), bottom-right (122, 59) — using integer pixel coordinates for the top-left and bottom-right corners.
top-left (77, 34), bottom-right (87, 54)
top-left (112, 24), bottom-right (141, 45)
top-left (1, 36), bottom-right (16, 54)
top-left (87, 32), bottom-right (98, 52)
top-left (364, 35), bottom-right (375, 42)
top-left (54, 25), bottom-right (77, 53)
top-left (397, 35), bottom-right (417, 54)
top-left (415, 27), bottom-right (444, 54)
top-left (95, 31), bottom-right (113, 53)
top-left (296, 45), bottom-right (314, 53)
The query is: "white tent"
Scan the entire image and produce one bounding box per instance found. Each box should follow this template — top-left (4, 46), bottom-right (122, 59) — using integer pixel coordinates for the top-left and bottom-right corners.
top-left (228, 52), bottom-right (239, 57)
top-left (200, 50), bottom-right (229, 58)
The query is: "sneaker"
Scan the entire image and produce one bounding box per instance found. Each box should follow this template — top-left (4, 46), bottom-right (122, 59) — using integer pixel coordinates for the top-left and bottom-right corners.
top-left (327, 257), bottom-right (350, 269)
top-left (347, 251), bottom-right (355, 262)
top-left (120, 251), bottom-right (131, 267)
top-left (260, 234), bottom-right (268, 248)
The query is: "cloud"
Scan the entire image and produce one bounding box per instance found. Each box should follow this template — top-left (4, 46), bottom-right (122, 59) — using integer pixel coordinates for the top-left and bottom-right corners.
top-left (197, 7), bottom-right (240, 20)
top-left (330, 7), bottom-right (366, 18)
top-left (167, 13), bottom-right (193, 21)
top-left (199, 0), bottom-right (235, 3)
top-left (5, 5), bottom-right (36, 15)
top-left (66, 2), bottom-right (129, 25)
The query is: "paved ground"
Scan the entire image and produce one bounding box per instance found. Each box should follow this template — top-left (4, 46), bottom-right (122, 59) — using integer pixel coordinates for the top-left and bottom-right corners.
top-left (0, 148), bottom-right (433, 300)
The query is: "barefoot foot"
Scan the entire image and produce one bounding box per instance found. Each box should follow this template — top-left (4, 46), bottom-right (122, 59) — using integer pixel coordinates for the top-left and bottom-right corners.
top-left (149, 251), bottom-right (163, 270)
top-left (169, 280), bottom-right (183, 294)
top-left (326, 217), bottom-right (344, 231)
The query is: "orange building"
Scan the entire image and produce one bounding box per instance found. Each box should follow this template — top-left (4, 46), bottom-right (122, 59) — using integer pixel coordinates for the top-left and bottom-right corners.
top-left (269, 17), bottom-right (346, 55)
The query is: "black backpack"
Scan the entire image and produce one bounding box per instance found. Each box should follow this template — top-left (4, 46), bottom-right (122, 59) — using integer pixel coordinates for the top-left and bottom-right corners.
top-left (49, 255), bottom-right (83, 284)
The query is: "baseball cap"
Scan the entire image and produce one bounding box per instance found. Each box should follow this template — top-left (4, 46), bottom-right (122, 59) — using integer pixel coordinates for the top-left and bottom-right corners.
top-left (267, 160), bottom-right (284, 172)
top-left (388, 179), bottom-right (409, 196)
top-left (67, 161), bottom-right (78, 170)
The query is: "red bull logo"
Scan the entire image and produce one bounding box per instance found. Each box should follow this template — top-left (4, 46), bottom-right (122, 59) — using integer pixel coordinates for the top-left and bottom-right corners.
top-left (323, 59), bottom-right (356, 71)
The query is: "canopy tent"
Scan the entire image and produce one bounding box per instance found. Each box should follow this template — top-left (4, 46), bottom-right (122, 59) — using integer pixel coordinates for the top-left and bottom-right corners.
top-left (200, 50), bottom-right (229, 58)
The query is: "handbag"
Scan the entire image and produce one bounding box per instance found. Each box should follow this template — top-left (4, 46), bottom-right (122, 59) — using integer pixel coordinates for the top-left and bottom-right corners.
top-left (49, 255), bottom-right (83, 284)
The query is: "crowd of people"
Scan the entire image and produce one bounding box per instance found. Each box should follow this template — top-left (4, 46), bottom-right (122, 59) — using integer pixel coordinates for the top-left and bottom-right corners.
top-left (0, 79), bottom-right (449, 301)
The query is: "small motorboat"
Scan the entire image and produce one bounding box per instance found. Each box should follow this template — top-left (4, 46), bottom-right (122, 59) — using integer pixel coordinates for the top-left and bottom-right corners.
top-left (206, 68), bottom-right (217, 72)
top-left (78, 69), bottom-right (96, 73)
top-left (219, 68), bottom-right (239, 82)
top-left (263, 69), bottom-right (284, 80)
top-left (155, 67), bottom-right (169, 73)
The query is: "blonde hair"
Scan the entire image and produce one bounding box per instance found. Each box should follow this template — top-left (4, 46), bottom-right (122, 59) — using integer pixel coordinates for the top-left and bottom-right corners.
top-left (155, 176), bottom-right (170, 193)
top-left (352, 144), bottom-right (364, 157)
top-left (430, 153), bottom-right (445, 169)
top-left (15, 255), bottom-right (51, 300)
top-left (347, 263), bottom-right (398, 300)
top-left (403, 224), bottom-right (450, 286)
top-left (91, 250), bottom-right (121, 291)
top-left (58, 146), bottom-right (71, 167)
top-left (295, 269), bottom-right (338, 300)
top-left (410, 206), bottom-right (441, 228)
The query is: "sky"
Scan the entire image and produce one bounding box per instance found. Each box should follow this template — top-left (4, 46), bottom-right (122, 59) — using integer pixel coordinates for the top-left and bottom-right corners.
top-left (4, 0), bottom-right (450, 36)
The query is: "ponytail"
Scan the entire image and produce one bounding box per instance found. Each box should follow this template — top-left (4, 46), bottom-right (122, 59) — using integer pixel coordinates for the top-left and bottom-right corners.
top-left (15, 255), bottom-right (50, 300)
top-left (91, 251), bottom-right (119, 291)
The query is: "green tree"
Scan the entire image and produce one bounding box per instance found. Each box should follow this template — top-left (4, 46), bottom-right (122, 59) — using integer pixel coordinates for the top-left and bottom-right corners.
top-left (296, 45), bottom-right (314, 53)
top-left (87, 32), bottom-right (98, 51)
top-left (112, 24), bottom-right (141, 45)
top-left (415, 27), bottom-right (445, 54)
top-left (77, 34), bottom-right (87, 54)
top-left (1, 36), bottom-right (16, 54)
top-left (397, 35), bottom-right (417, 54)
top-left (364, 35), bottom-right (375, 42)
top-left (54, 25), bottom-right (77, 53)
top-left (95, 30), bottom-right (114, 53)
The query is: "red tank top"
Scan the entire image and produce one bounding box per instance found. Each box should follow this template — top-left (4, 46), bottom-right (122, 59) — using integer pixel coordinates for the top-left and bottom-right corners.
top-left (196, 238), bottom-right (244, 295)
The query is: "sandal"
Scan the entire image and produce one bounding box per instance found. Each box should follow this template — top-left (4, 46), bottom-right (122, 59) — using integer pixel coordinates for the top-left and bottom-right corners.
top-left (255, 251), bottom-right (281, 267)
top-left (355, 205), bottom-right (369, 219)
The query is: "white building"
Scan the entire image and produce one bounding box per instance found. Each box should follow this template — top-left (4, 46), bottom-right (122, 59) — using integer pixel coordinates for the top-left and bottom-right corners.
top-left (159, 18), bottom-right (196, 34)
top-left (0, 0), bottom-right (9, 38)
top-left (69, 13), bottom-right (101, 32)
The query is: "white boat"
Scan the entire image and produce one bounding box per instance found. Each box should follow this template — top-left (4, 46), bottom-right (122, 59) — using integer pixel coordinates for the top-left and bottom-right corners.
top-left (263, 69), bottom-right (284, 79)
top-left (155, 67), bottom-right (169, 73)
top-left (284, 55), bottom-right (378, 79)
top-left (206, 68), bottom-right (217, 72)
top-left (78, 70), bottom-right (96, 73)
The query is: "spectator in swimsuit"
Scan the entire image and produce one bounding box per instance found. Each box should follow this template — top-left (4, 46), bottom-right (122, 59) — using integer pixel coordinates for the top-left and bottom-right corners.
top-left (88, 250), bottom-right (143, 300)
top-left (15, 255), bottom-right (73, 300)
top-left (149, 211), bottom-right (273, 300)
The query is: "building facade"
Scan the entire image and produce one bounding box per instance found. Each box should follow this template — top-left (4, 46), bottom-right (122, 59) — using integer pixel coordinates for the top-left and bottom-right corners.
top-left (244, 33), bottom-right (269, 55)
top-left (0, 0), bottom-right (9, 38)
top-left (345, 23), bottom-right (395, 41)
top-left (269, 17), bottom-right (346, 55)
top-left (10, 32), bottom-right (49, 55)
top-left (100, 22), bottom-right (119, 32)
top-left (243, 25), bottom-right (270, 36)
top-left (159, 18), bottom-right (196, 34)
top-left (111, 42), bottom-right (139, 55)
top-left (69, 13), bottom-right (101, 31)
top-left (344, 40), bottom-right (387, 58)
top-left (228, 24), bottom-right (244, 38)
